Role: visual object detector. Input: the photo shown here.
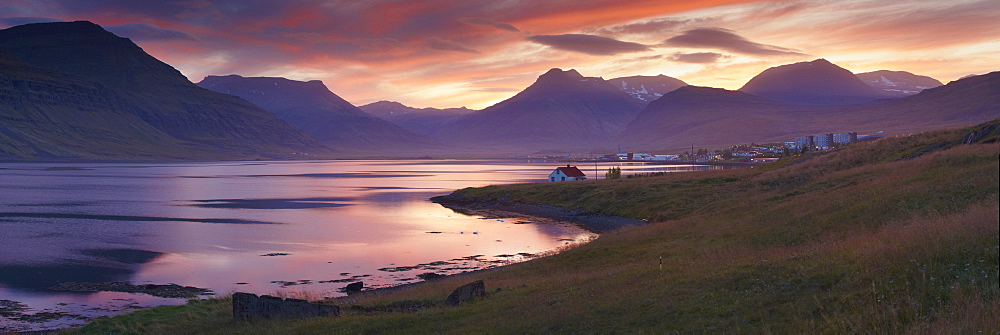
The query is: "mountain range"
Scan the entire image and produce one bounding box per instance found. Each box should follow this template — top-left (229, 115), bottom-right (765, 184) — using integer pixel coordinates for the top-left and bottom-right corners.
top-left (432, 68), bottom-right (645, 151)
top-left (606, 75), bottom-right (687, 104)
top-left (855, 70), bottom-right (943, 97)
top-left (196, 75), bottom-right (441, 151)
top-left (740, 59), bottom-right (887, 105)
top-left (359, 101), bottom-right (473, 136)
top-left (0, 21), bottom-right (330, 160)
top-left (615, 71), bottom-right (999, 151)
top-left (1, 21), bottom-right (995, 159)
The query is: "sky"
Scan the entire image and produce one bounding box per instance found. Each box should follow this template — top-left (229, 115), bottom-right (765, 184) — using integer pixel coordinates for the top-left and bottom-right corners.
top-left (1, 0), bottom-right (998, 109)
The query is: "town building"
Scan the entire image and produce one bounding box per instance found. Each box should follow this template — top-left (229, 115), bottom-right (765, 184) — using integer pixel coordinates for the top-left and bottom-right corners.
top-left (814, 133), bottom-right (835, 149)
top-left (833, 132), bottom-right (858, 145)
top-left (795, 136), bottom-right (814, 150)
top-left (549, 165), bottom-right (587, 182)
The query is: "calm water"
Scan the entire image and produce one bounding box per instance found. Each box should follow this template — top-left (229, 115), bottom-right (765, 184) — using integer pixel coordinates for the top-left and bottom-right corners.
top-left (0, 159), bottom-right (717, 331)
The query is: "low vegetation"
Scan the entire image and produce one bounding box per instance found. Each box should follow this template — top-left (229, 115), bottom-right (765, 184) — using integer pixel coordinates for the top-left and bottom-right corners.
top-left (73, 121), bottom-right (999, 333)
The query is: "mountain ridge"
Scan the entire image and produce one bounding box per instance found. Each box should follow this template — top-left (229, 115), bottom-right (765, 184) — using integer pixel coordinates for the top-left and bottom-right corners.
top-left (740, 58), bottom-right (887, 105)
top-left (432, 68), bottom-right (644, 150)
top-left (197, 75), bottom-right (442, 151)
top-left (855, 70), bottom-right (943, 97)
top-left (0, 21), bottom-right (332, 160)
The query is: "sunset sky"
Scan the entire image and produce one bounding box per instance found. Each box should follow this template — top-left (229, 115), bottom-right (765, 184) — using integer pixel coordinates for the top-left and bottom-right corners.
top-left (2, 0), bottom-right (997, 109)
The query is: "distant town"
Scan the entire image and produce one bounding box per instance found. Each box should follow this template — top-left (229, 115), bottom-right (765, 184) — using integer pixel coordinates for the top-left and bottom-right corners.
top-left (531, 131), bottom-right (884, 164)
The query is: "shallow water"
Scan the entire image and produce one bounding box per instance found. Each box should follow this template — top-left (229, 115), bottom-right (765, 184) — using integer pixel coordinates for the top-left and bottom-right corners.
top-left (0, 159), bottom-right (716, 331)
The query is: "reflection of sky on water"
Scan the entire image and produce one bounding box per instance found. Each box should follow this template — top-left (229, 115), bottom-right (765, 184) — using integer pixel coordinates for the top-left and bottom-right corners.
top-left (0, 160), bottom-right (718, 330)
top-left (1, 160), bottom-right (609, 331)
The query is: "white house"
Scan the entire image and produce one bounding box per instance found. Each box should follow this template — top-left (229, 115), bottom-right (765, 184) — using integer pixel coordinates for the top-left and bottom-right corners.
top-left (549, 165), bottom-right (587, 182)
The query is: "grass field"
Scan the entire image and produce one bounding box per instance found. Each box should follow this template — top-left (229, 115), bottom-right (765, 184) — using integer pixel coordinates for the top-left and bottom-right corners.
top-left (72, 121), bottom-right (999, 334)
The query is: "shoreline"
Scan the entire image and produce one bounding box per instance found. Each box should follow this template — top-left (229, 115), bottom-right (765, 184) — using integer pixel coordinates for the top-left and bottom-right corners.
top-left (430, 194), bottom-right (645, 233)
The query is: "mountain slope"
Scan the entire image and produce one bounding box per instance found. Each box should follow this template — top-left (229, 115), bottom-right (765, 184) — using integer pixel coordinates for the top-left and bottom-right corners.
top-left (0, 52), bottom-right (194, 159)
top-left (740, 59), bottom-right (886, 105)
top-left (0, 21), bottom-right (329, 158)
top-left (197, 75), bottom-right (441, 151)
top-left (360, 101), bottom-right (473, 136)
top-left (433, 68), bottom-right (644, 151)
top-left (607, 74), bottom-right (687, 104)
top-left (613, 86), bottom-right (827, 150)
top-left (855, 70), bottom-right (943, 97)
top-left (615, 72), bottom-right (999, 151)
top-left (843, 71), bottom-right (1000, 131)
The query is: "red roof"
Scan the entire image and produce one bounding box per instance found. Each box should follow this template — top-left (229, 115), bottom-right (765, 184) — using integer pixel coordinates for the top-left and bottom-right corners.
top-left (556, 166), bottom-right (586, 178)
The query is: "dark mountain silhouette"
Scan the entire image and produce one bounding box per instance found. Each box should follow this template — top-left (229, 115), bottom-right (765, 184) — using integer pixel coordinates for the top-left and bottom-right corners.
top-left (740, 59), bottom-right (886, 105)
top-left (359, 100), bottom-right (473, 136)
top-left (614, 72), bottom-right (999, 151)
top-left (197, 75), bottom-right (441, 151)
top-left (433, 68), bottom-right (644, 151)
top-left (613, 86), bottom-right (827, 150)
top-left (0, 21), bottom-right (330, 159)
top-left (855, 70), bottom-right (942, 97)
top-left (606, 74), bottom-right (687, 104)
top-left (0, 51), bottom-right (194, 159)
top-left (843, 71), bottom-right (999, 132)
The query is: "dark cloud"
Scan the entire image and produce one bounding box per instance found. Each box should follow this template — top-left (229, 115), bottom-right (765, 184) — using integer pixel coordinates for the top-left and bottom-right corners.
top-left (663, 28), bottom-right (803, 56)
top-left (457, 17), bottom-right (519, 32)
top-left (0, 17), bottom-right (65, 27)
top-left (426, 37), bottom-right (479, 54)
top-left (668, 52), bottom-right (726, 63)
top-left (588, 18), bottom-right (691, 36)
top-left (106, 23), bottom-right (199, 41)
top-left (527, 34), bottom-right (650, 55)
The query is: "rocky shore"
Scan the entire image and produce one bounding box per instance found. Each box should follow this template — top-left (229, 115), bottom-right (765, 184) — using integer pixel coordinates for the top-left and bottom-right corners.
top-left (430, 193), bottom-right (644, 233)
top-left (51, 282), bottom-right (214, 298)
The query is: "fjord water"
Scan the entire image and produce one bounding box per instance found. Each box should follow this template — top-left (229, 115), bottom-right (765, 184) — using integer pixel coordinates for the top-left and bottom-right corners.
top-left (0, 160), bottom-right (716, 330)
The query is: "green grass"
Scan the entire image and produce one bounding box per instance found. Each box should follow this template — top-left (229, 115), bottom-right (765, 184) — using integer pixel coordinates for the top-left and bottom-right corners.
top-left (71, 121), bottom-right (1000, 334)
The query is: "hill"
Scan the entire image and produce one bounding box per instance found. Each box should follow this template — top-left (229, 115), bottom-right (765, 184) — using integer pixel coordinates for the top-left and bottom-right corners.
top-left (606, 74), bottom-right (687, 104)
top-left (856, 70), bottom-right (942, 97)
top-left (0, 52), bottom-right (193, 160)
top-left (614, 72), bottom-right (999, 151)
top-left (197, 75), bottom-right (442, 151)
top-left (740, 59), bottom-right (887, 105)
top-left (359, 100), bottom-right (473, 136)
top-left (78, 121), bottom-right (999, 333)
top-left (840, 71), bottom-right (1000, 133)
top-left (612, 86), bottom-right (827, 151)
top-left (433, 68), bottom-right (644, 151)
top-left (0, 21), bottom-right (330, 159)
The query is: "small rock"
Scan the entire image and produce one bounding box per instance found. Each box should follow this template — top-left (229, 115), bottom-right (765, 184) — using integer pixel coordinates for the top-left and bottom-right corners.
top-left (232, 292), bottom-right (339, 321)
top-left (344, 281), bottom-right (363, 294)
top-left (417, 272), bottom-right (445, 280)
top-left (445, 280), bottom-right (486, 306)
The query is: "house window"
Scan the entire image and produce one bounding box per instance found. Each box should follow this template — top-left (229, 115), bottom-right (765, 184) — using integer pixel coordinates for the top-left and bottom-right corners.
top-left (561, 177), bottom-right (565, 181)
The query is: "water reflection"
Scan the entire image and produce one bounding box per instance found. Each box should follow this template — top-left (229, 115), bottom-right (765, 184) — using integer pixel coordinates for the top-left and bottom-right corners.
top-left (0, 159), bottom-right (720, 331)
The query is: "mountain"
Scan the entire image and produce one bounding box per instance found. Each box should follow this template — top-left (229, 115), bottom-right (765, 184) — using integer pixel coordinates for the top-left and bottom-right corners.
top-left (606, 75), bottom-right (687, 104)
top-left (432, 68), bottom-right (644, 151)
top-left (843, 71), bottom-right (999, 131)
top-left (0, 21), bottom-right (330, 159)
top-left (359, 100), bottom-right (473, 136)
top-left (613, 72), bottom-right (1000, 151)
top-left (0, 51), bottom-right (195, 159)
top-left (855, 70), bottom-right (942, 97)
top-left (612, 86), bottom-right (827, 150)
top-left (197, 75), bottom-right (441, 151)
top-left (740, 59), bottom-right (887, 105)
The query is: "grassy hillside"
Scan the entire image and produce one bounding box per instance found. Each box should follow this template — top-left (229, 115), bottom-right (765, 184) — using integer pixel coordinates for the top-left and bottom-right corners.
top-left (73, 121), bottom-right (999, 333)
